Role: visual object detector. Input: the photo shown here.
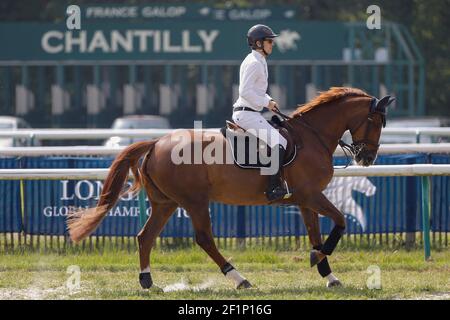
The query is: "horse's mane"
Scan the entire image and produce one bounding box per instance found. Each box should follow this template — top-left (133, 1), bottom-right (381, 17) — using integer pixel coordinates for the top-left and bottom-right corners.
top-left (291, 87), bottom-right (371, 117)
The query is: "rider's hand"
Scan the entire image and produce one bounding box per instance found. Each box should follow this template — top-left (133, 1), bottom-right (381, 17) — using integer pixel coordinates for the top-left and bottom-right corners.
top-left (268, 100), bottom-right (279, 112)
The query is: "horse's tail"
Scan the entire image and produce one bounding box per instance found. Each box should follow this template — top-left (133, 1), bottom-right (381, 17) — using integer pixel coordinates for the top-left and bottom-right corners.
top-left (67, 140), bottom-right (157, 243)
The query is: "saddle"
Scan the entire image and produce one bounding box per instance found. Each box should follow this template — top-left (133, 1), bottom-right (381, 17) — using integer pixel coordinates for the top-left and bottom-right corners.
top-left (220, 116), bottom-right (298, 169)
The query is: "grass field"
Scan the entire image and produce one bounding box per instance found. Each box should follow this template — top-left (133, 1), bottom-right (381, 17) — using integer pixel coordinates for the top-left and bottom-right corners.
top-left (0, 246), bottom-right (449, 300)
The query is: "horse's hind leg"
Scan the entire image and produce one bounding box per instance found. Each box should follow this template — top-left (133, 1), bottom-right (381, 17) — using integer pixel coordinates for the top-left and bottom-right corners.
top-left (186, 202), bottom-right (251, 289)
top-left (137, 201), bottom-right (177, 289)
top-left (300, 207), bottom-right (341, 287)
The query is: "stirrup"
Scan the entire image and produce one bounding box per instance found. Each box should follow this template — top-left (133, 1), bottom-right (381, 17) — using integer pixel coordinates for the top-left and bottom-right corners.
top-left (265, 181), bottom-right (292, 201)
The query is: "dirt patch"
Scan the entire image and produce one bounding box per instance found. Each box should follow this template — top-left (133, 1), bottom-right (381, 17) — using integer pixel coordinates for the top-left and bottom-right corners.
top-left (414, 292), bottom-right (450, 300)
top-left (0, 286), bottom-right (83, 300)
top-left (162, 278), bottom-right (216, 293)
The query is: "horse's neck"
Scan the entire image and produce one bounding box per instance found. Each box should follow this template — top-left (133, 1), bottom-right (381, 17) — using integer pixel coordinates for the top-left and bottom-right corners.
top-left (295, 98), bottom-right (360, 155)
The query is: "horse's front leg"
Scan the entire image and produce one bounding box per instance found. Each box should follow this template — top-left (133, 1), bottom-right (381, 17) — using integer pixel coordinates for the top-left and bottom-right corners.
top-left (301, 192), bottom-right (346, 269)
top-left (300, 207), bottom-right (342, 287)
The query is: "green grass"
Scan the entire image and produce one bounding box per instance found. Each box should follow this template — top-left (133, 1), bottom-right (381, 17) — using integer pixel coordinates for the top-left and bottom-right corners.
top-left (0, 247), bottom-right (449, 300)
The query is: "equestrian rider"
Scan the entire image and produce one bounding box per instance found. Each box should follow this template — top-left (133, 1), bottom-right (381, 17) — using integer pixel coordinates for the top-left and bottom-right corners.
top-left (232, 24), bottom-right (290, 202)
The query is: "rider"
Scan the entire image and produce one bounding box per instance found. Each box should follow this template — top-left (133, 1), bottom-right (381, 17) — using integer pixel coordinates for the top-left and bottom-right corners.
top-left (232, 24), bottom-right (290, 202)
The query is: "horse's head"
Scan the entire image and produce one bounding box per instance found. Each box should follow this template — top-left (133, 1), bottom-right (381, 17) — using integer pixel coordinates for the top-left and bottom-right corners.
top-left (348, 95), bottom-right (395, 166)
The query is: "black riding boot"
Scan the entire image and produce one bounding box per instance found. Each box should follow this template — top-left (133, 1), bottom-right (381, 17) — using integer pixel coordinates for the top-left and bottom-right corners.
top-left (265, 145), bottom-right (290, 202)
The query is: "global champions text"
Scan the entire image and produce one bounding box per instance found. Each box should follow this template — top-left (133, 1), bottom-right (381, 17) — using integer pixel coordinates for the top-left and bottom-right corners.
top-left (42, 180), bottom-right (190, 218)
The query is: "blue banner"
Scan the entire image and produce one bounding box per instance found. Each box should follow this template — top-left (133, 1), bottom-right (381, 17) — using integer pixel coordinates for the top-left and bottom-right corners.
top-left (0, 154), bottom-right (448, 236)
top-left (0, 158), bottom-right (21, 233)
top-left (22, 157), bottom-right (142, 236)
top-left (431, 155), bottom-right (450, 232)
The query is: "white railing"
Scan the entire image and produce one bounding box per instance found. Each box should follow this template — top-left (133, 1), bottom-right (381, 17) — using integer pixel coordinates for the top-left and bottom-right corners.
top-left (0, 127), bottom-right (449, 141)
top-left (0, 146), bottom-right (122, 156)
top-left (0, 128), bottom-right (210, 140)
top-left (0, 168), bottom-right (108, 180)
top-left (1, 143), bottom-right (450, 157)
top-left (0, 164), bottom-right (449, 180)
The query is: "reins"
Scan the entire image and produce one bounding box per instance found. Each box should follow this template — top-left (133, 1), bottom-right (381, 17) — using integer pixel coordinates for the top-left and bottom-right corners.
top-left (273, 108), bottom-right (354, 166)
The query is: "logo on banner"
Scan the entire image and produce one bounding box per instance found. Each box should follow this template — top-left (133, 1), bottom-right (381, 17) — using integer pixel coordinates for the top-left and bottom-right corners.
top-left (322, 177), bottom-right (376, 230)
top-left (284, 177), bottom-right (376, 230)
top-left (42, 180), bottom-right (195, 219)
top-left (42, 180), bottom-right (144, 218)
top-left (41, 29), bottom-right (219, 54)
top-left (275, 29), bottom-right (300, 53)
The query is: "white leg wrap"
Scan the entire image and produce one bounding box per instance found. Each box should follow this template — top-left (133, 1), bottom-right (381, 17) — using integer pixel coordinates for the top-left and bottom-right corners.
top-left (140, 266), bottom-right (150, 273)
top-left (225, 269), bottom-right (246, 286)
top-left (326, 273), bottom-right (339, 283)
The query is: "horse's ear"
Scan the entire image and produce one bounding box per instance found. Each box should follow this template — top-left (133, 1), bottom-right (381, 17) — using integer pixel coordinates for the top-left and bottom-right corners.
top-left (377, 95), bottom-right (394, 109)
top-left (387, 97), bottom-right (396, 106)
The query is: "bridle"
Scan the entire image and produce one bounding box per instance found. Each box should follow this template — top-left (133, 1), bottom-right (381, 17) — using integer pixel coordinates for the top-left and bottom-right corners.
top-left (346, 97), bottom-right (387, 158)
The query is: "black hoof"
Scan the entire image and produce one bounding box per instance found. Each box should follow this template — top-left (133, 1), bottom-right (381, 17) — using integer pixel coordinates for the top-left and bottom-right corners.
top-left (237, 279), bottom-right (252, 289)
top-left (139, 272), bottom-right (153, 289)
top-left (327, 280), bottom-right (342, 288)
top-left (310, 250), bottom-right (321, 267)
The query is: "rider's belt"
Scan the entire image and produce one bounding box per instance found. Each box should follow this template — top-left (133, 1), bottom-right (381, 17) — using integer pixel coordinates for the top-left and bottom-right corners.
top-left (233, 106), bottom-right (258, 112)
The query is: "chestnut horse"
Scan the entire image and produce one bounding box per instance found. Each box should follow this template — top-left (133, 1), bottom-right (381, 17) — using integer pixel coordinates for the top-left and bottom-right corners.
top-left (68, 87), bottom-right (393, 289)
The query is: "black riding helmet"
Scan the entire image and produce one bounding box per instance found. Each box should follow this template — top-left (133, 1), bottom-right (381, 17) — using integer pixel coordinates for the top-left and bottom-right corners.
top-left (247, 24), bottom-right (278, 55)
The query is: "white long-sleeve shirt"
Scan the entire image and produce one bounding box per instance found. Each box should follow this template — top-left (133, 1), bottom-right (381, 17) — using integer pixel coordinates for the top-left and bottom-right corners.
top-left (233, 50), bottom-right (272, 112)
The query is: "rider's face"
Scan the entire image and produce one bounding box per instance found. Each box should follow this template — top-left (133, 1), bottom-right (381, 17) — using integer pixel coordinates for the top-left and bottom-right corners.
top-left (263, 39), bottom-right (274, 55)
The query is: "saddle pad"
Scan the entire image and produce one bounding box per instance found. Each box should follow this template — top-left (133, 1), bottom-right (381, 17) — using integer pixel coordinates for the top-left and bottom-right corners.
top-left (220, 127), bottom-right (297, 169)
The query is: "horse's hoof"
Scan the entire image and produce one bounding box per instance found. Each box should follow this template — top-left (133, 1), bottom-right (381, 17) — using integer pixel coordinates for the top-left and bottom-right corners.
top-left (237, 279), bottom-right (252, 289)
top-left (310, 250), bottom-right (324, 267)
top-left (149, 285), bottom-right (164, 293)
top-left (139, 272), bottom-right (153, 289)
top-left (327, 280), bottom-right (342, 288)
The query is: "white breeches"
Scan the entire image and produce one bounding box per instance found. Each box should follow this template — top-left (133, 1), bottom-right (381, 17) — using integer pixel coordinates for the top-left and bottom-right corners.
top-left (232, 111), bottom-right (288, 149)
